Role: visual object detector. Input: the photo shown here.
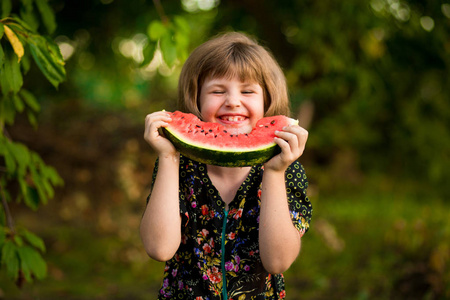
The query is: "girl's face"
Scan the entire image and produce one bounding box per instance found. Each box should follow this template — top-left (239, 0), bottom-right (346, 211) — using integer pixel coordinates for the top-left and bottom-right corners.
top-left (199, 76), bottom-right (265, 134)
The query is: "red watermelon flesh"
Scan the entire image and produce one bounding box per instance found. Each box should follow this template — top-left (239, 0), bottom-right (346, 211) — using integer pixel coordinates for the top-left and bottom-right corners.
top-left (161, 111), bottom-right (298, 167)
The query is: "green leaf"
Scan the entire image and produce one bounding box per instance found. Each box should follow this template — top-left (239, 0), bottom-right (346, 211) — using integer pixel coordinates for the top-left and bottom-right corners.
top-left (26, 110), bottom-right (38, 128)
top-left (17, 246), bottom-right (47, 281)
top-left (13, 93), bottom-right (25, 112)
top-left (0, 94), bottom-right (16, 125)
top-left (6, 141), bottom-right (30, 174)
top-left (24, 186), bottom-right (40, 210)
top-left (0, 23), bottom-right (4, 39)
top-left (13, 235), bottom-right (24, 247)
top-left (20, 51), bottom-right (31, 74)
top-left (1, 240), bottom-right (19, 280)
top-left (6, 16), bottom-right (36, 33)
top-left (35, 0), bottom-right (57, 34)
top-left (19, 1), bottom-right (40, 32)
top-left (140, 40), bottom-right (157, 67)
top-left (28, 34), bottom-right (66, 88)
top-left (173, 16), bottom-right (190, 35)
top-left (160, 33), bottom-right (177, 67)
top-left (21, 0), bottom-right (34, 7)
top-left (18, 177), bottom-right (29, 202)
top-left (42, 164), bottom-right (63, 186)
top-left (1, 139), bottom-right (16, 174)
top-left (3, 48), bottom-right (24, 93)
top-left (174, 31), bottom-right (189, 62)
top-left (29, 164), bottom-right (48, 205)
top-left (20, 229), bottom-right (46, 252)
top-left (147, 20), bottom-right (167, 41)
top-left (0, 44), bottom-right (4, 68)
top-left (1, 0), bottom-right (12, 19)
top-left (0, 62), bottom-right (10, 96)
top-left (20, 89), bottom-right (40, 112)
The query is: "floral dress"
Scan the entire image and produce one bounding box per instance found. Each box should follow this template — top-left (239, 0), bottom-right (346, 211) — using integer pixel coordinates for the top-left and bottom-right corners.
top-left (149, 155), bottom-right (312, 299)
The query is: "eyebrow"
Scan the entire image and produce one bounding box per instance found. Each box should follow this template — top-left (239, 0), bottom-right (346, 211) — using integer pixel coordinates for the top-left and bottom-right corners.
top-left (204, 81), bottom-right (259, 89)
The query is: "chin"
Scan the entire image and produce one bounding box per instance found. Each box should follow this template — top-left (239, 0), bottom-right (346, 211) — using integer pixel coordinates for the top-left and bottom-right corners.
top-left (233, 125), bottom-right (253, 135)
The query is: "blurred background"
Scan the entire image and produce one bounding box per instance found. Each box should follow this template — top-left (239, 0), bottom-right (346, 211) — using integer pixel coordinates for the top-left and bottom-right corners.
top-left (1, 0), bottom-right (449, 299)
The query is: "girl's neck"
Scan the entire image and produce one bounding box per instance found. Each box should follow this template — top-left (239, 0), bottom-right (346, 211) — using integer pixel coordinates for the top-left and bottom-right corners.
top-left (206, 165), bottom-right (252, 208)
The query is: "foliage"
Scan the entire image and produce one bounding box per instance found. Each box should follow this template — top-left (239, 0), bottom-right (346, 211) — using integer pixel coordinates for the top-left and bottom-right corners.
top-left (48, 0), bottom-right (449, 198)
top-left (0, 0), bottom-right (65, 287)
top-left (0, 0), bottom-right (449, 298)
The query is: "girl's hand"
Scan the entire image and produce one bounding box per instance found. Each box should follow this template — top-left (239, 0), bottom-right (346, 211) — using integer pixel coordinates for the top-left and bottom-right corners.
top-left (264, 124), bottom-right (308, 172)
top-left (144, 111), bottom-right (178, 157)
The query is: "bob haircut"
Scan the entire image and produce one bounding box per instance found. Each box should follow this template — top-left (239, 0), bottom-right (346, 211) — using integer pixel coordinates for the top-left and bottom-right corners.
top-left (178, 32), bottom-right (290, 119)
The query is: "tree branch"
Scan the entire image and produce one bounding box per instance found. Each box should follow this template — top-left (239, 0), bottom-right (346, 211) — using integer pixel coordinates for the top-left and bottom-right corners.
top-left (153, 0), bottom-right (169, 24)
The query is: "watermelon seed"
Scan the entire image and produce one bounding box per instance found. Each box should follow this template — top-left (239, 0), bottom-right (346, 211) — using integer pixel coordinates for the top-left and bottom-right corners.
top-left (196, 125), bottom-right (201, 128)
top-left (223, 130), bottom-right (228, 133)
top-left (271, 120), bottom-right (275, 125)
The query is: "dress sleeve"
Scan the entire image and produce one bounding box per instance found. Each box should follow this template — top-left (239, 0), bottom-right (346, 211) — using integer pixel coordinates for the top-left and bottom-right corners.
top-left (285, 161), bottom-right (313, 237)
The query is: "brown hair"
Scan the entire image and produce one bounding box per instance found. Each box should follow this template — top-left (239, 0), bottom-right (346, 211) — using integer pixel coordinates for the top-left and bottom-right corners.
top-left (178, 32), bottom-right (290, 118)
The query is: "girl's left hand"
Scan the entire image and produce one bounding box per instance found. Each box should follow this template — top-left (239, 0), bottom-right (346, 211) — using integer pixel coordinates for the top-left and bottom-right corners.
top-left (264, 124), bottom-right (308, 172)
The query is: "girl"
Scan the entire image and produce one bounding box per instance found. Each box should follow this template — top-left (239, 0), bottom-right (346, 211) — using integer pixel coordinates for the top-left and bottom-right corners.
top-left (141, 32), bottom-right (312, 299)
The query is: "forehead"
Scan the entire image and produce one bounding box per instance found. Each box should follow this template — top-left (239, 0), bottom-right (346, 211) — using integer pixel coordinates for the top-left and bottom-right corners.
top-left (202, 75), bottom-right (261, 87)
top-left (201, 63), bottom-right (262, 87)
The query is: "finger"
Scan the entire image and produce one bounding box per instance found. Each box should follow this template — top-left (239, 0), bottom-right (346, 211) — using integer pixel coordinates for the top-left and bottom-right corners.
top-left (282, 125), bottom-right (308, 140)
top-left (275, 130), bottom-right (307, 157)
top-left (275, 130), bottom-right (299, 149)
top-left (145, 112), bottom-right (172, 125)
top-left (274, 136), bottom-right (292, 154)
top-left (146, 120), bottom-right (169, 139)
top-left (279, 126), bottom-right (308, 148)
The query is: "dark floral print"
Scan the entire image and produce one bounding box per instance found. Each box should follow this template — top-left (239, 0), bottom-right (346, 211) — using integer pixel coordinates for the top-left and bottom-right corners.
top-left (148, 155), bottom-right (312, 299)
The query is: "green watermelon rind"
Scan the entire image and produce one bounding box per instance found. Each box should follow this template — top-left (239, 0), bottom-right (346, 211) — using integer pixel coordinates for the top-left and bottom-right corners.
top-left (162, 126), bottom-right (281, 167)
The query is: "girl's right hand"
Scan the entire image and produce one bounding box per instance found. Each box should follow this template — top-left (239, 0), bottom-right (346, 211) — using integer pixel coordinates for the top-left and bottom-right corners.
top-left (144, 111), bottom-right (178, 157)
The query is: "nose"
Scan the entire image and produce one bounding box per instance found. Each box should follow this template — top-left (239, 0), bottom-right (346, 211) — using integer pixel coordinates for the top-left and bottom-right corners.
top-left (225, 91), bottom-right (241, 107)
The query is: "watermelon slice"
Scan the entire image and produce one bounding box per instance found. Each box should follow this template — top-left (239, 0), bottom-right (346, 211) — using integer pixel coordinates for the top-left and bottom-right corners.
top-left (161, 111), bottom-right (298, 167)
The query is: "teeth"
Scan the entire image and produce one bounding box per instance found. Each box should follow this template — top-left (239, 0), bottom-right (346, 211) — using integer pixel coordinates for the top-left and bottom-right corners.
top-left (222, 116), bottom-right (245, 122)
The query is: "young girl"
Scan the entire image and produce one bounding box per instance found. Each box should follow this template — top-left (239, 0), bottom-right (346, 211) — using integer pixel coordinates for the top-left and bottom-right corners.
top-left (141, 32), bottom-right (312, 299)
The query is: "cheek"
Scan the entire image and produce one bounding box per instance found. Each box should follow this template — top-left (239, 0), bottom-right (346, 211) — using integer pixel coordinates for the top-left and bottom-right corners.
top-left (199, 99), bottom-right (216, 122)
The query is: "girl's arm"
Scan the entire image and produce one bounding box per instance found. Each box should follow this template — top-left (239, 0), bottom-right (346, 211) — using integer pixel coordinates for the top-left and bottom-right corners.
top-left (140, 112), bottom-right (182, 262)
top-left (259, 124), bottom-right (308, 274)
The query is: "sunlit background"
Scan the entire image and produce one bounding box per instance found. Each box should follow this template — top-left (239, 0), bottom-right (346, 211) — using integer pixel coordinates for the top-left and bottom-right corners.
top-left (1, 0), bottom-right (449, 299)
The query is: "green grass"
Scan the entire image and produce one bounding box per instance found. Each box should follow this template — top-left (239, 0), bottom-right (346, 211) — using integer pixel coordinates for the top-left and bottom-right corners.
top-left (286, 190), bottom-right (450, 300)
top-left (1, 188), bottom-right (449, 299)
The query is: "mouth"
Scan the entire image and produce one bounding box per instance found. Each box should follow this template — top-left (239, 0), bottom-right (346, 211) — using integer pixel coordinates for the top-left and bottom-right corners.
top-left (219, 115), bottom-right (247, 122)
